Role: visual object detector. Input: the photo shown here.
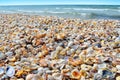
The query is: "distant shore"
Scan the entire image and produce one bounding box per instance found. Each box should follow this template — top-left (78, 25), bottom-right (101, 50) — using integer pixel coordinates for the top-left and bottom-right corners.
top-left (0, 14), bottom-right (120, 80)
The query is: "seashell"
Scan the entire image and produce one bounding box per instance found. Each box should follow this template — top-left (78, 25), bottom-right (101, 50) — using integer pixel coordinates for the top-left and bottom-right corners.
top-left (94, 43), bottom-right (102, 48)
top-left (0, 67), bottom-right (4, 77)
top-left (32, 74), bottom-right (43, 80)
top-left (59, 49), bottom-right (66, 55)
top-left (67, 41), bottom-right (74, 47)
top-left (56, 46), bottom-right (63, 52)
top-left (37, 67), bottom-right (44, 75)
top-left (79, 70), bottom-right (86, 77)
top-left (17, 78), bottom-right (24, 80)
top-left (51, 51), bottom-right (58, 59)
top-left (102, 69), bottom-right (115, 79)
top-left (35, 33), bottom-right (46, 39)
top-left (71, 69), bottom-right (80, 79)
top-left (39, 59), bottom-right (48, 67)
top-left (16, 69), bottom-right (27, 77)
top-left (116, 76), bottom-right (120, 80)
top-left (30, 64), bottom-right (39, 70)
top-left (67, 49), bottom-right (75, 55)
top-left (81, 64), bottom-right (92, 71)
top-left (97, 63), bottom-right (107, 69)
top-left (115, 36), bottom-right (120, 42)
top-left (94, 73), bottom-right (102, 80)
top-left (0, 46), bottom-right (4, 51)
top-left (5, 51), bottom-right (14, 57)
top-left (47, 75), bottom-right (55, 80)
top-left (8, 56), bottom-right (16, 62)
top-left (0, 52), bottom-right (6, 60)
top-left (1, 74), bottom-right (9, 80)
top-left (26, 74), bottom-right (35, 80)
top-left (37, 52), bottom-right (44, 58)
top-left (61, 69), bottom-right (70, 74)
top-left (85, 58), bottom-right (94, 65)
top-left (56, 33), bottom-right (66, 40)
top-left (52, 73), bottom-right (63, 80)
top-left (116, 65), bottom-right (120, 72)
top-left (68, 57), bottom-right (83, 66)
top-left (6, 66), bottom-right (15, 77)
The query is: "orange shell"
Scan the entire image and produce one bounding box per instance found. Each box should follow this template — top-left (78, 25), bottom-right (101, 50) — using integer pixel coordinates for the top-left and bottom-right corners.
top-left (16, 70), bottom-right (24, 77)
top-left (35, 33), bottom-right (46, 39)
top-left (39, 59), bottom-right (48, 67)
top-left (71, 70), bottom-right (81, 79)
top-left (68, 58), bottom-right (83, 66)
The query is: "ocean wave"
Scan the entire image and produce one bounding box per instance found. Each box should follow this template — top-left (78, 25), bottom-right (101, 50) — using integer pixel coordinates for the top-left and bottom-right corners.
top-left (62, 8), bottom-right (120, 11)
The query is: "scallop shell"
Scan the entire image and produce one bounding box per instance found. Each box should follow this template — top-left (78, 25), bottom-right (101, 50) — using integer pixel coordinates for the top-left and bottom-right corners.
top-left (71, 69), bottom-right (80, 79)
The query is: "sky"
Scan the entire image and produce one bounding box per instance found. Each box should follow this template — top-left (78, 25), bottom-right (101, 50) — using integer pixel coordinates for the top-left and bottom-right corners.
top-left (0, 0), bottom-right (120, 5)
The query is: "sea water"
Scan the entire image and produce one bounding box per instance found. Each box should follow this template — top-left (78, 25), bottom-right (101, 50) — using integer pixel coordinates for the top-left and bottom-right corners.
top-left (0, 5), bottom-right (120, 19)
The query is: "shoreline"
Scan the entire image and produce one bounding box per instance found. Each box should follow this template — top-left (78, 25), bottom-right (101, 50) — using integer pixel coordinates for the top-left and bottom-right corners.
top-left (0, 14), bottom-right (120, 80)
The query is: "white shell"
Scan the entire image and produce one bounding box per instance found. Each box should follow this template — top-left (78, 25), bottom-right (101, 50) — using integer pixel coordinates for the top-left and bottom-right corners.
top-left (6, 66), bottom-right (15, 77)
top-left (0, 67), bottom-right (4, 76)
top-left (52, 73), bottom-right (62, 80)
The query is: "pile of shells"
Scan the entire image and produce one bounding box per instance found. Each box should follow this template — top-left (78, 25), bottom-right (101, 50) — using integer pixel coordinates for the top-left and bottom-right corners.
top-left (0, 14), bottom-right (120, 80)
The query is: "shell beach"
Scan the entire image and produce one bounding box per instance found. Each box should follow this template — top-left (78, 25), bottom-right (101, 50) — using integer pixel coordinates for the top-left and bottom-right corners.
top-left (0, 14), bottom-right (120, 80)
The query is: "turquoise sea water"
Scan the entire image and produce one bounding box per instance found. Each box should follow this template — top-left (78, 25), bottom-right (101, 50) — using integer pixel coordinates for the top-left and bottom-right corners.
top-left (0, 5), bottom-right (120, 19)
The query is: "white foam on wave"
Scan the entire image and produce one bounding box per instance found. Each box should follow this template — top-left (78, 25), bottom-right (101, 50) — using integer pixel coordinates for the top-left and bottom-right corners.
top-left (45, 11), bottom-right (66, 14)
top-left (0, 10), bottom-right (15, 13)
top-left (73, 8), bottom-right (110, 11)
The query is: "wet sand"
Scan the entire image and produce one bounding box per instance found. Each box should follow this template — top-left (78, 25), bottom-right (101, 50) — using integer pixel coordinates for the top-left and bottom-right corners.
top-left (0, 14), bottom-right (120, 80)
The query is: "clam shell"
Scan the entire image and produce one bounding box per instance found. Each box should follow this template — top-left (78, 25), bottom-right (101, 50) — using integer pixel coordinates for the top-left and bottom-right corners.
top-left (6, 66), bottom-right (15, 77)
top-left (71, 69), bottom-right (80, 79)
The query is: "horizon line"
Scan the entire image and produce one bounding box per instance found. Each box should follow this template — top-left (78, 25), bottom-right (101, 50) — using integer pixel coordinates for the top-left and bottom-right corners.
top-left (0, 4), bottom-right (120, 6)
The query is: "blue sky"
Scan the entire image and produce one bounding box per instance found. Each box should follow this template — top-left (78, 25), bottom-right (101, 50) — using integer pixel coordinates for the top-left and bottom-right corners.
top-left (0, 0), bottom-right (120, 5)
